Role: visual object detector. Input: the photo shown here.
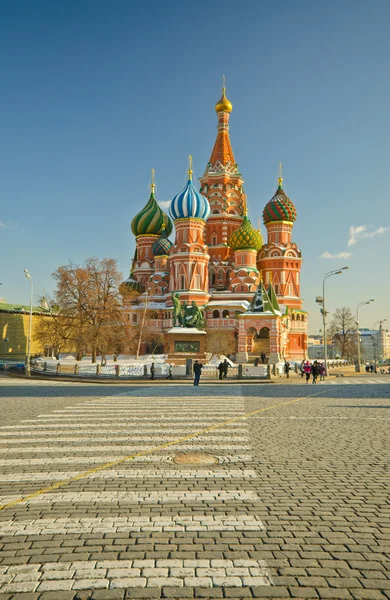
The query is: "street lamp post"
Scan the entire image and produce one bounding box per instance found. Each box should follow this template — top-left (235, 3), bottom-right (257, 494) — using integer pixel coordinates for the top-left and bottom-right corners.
top-left (24, 270), bottom-right (33, 376)
top-left (316, 267), bottom-right (349, 376)
top-left (356, 299), bottom-right (374, 372)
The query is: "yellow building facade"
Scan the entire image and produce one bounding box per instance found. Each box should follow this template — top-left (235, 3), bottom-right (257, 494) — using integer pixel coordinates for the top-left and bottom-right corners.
top-left (0, 302), bottom-right (51, 361)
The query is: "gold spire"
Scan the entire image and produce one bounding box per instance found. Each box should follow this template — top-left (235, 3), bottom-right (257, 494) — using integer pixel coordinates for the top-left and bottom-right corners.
top-left (215, 76), bottom-right (233, 113)
top-left (188, 155), bottom-right (193, 181)
top-left (150, 168), bottom-right (155, 194)
top-left (278, 162), bottom-right (283, 188)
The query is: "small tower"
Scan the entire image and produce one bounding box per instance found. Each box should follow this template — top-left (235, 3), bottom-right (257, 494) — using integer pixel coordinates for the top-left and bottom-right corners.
top-left (227, 212), bottom-right (263, 293)
top-left (258, 172), bottom-right (302, 309)
top-left (168, 157), bottom-right (211, 305)
top-left (130, 170), bottom-right (172, 290)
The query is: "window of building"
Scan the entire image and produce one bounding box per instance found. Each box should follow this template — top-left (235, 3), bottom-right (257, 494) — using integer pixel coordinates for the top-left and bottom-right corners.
top-left (213, 310), bottom-right (220, 318)
top-left (179, 275), bottom-right (185, 289)
top-left (131, 314), bottom-right (138, 324)
top-left (222, 310), bottom-right (229, 318)
top-left (211, 234), bottom-right (217, 245)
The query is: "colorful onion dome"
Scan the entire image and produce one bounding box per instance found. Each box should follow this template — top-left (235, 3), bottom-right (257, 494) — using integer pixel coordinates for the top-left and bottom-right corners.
top-left (228, 215), bottom-right (263, 251)
top-left (215, 86), bottom-right (233, 113)
top-left (263, 178), bottom-right (297, 224)
top-left (119, 274), bottom-right (144, 298)
top-left (131, 172), bottom-right (173, 237)
top-left (152, 225), bottom-right (173, 257)
top-left (170, 157), bottom-right (210, 222)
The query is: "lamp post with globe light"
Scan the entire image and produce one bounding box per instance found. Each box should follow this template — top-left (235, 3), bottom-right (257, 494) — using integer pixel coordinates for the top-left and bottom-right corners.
top-left (24, 270), bottom-right (33, 376)
top-left (316, 267), bottom-right (349, 376)
top-left (356, 299), bottom-right (374, 372)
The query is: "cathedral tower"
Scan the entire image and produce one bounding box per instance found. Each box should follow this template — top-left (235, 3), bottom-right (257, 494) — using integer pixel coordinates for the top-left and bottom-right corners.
top-left (257, 176), bottom-right (303, 309)
top-left (168, 157), bottom-right (211, 305)
top-left (130, 171), bottom-right (172, 290)
top-left (199, 85), bottom-right (246, 290)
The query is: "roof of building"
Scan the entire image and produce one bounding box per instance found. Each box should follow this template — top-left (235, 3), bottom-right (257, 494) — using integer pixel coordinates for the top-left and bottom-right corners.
top-left (170, 161), bottom-right (210, 222)
top-left (228, 215), bottom-right (263, 251)
top-left (0, 302), bottom-right (51, 315)
top-left (131, 185), bottom-right (173, 237)
top-left (263, 179), bottom-right (297, 224)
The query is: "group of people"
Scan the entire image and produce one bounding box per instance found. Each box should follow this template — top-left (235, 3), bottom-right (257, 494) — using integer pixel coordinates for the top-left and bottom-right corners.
top-left (217, 359), bottom-right (230, 380)
top-left (300, 360), bottom-right (325, 384)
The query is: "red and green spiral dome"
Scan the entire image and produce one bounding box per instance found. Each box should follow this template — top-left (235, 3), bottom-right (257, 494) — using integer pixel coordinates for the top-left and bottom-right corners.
top-left (263, 181), bottom-right (297, 224)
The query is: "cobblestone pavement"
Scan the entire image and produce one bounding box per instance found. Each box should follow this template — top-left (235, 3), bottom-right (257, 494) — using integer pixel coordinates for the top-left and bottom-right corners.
top-left (0, 378), bottom-right (389, 600)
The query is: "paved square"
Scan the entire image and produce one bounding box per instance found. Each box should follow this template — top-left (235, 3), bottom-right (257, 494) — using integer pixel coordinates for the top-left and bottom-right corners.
top-left (0, 377), bottom-right (389, 599)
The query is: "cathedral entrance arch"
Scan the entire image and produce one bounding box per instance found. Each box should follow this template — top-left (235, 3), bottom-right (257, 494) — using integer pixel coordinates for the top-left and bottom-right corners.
top-left (245, 326), bottom-right (270, 360)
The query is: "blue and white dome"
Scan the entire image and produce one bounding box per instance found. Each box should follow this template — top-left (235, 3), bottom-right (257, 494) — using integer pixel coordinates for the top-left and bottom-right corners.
top-left (170, 161), bottom-right (210, 222)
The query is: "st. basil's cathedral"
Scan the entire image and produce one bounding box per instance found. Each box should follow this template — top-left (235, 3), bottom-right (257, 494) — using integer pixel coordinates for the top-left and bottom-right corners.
top-left (120, 87), bottom-right (308, 363)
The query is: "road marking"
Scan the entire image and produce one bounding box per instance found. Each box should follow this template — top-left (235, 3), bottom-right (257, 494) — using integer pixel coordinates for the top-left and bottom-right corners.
top-left (0, 514), bottom-right (266, 536)
top-left (0, 468), bottom-right (258, 483)
top-left (0, 490), bottom-right (260, 506)
top-left (0, 388), bottom-right (328, 511)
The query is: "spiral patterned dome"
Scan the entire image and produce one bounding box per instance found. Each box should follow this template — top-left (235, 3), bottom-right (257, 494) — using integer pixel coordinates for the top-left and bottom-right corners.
top-left (152, 227), bottom-right (173, 257)
top-left (263, 180), bottom-right (297, 224)
top-left (228, 215), bottom-right (263, 251)
top-left (131, 191), bottom-right (173, 237)
top-left (170, 168), bottom-right (210, 222)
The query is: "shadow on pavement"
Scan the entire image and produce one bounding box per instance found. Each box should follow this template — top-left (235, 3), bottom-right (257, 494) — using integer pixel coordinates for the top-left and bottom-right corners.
top-left (0, 382), bottom-right (389, 400)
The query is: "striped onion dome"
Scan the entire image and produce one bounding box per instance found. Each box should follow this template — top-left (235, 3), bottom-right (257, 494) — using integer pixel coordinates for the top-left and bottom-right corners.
top-left (131, 191), bottom-right (173, 237)
top-left (228, 215), bottom-right (263, 252)
top-left (152, 226), bottom-right (173, 257)
top-left (170, 161), bottom-right (210, 222)
top-left (263, 179), bottom-right (297, 224)
top-left (119, 274), bottom-right (144, 298)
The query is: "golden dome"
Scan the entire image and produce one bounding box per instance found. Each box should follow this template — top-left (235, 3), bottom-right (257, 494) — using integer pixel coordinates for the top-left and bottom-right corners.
top-left (215, 87), bottom-right (233, 113)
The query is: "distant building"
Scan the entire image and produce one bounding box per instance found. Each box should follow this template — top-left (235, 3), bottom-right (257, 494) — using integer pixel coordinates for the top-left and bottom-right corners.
top-left (359, 327), bottom-right (390, 362)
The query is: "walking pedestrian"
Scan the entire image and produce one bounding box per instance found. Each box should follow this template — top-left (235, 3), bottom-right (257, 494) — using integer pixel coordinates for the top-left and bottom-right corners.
top-left (303, 360), bottom-right (311, 383)
top-left (311, 360), bottom-right (319, 384)
top-left (261, 352), bottom-right (266, 364)
top-left (300, 360), bottom-right (305, 378)
top-left (218, 361), bottom-right (224, 380)
top-left (222, 359), bottom-right (229, 379)
top-left (167, 364), bottom-right (173, 380)
top-left (193, 360), bottom-right (203, 386)
top-left (284, 361), bottom-right (290, 378)
top-left (150, 362), bottom-right (155, 380)
top-left (319, 362), bottom-right (325, 381)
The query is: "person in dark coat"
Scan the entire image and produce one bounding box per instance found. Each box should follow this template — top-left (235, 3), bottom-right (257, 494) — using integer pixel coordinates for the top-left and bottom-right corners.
top-left (150, 362), bottom-right (155, 380)
top-left (222, 359), bottom-right (229, 379)
top-left (193, 360), bottom-right (203, 386)
top-left (284, 361), bottom-right (290, 378)
top-left (311, 361), bottom-right (319, 384)
top-left (218, 362), bottom-right (224, 380)
top-left (261, 352), bottom-right (266, 364)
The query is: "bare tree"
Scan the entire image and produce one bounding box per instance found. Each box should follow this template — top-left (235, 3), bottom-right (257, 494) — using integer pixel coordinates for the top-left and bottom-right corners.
top-left (328, 307), bottom-right (357, 360)
top-left (52, 258), bottom-right (125, 363)
top-left (205, 330), bottom-right (236, 358)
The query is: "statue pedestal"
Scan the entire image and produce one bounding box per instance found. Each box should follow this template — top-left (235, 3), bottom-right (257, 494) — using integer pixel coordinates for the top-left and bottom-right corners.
top-left (167, 327), bottom-right (207, 365)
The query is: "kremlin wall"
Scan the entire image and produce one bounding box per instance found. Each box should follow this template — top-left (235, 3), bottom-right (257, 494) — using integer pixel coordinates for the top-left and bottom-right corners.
top-left (120, 88), bottom-right (308, 363)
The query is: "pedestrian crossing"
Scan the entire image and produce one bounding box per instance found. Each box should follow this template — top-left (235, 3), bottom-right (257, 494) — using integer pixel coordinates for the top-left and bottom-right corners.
top-left (323, 378), bottom-right (389, 385)
top-left (0, 387), bottom-right (273, 595)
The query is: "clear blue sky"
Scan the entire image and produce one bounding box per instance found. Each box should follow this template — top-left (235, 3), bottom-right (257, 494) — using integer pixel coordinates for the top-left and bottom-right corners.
top-left (1, 0), bottom-right (389, 332)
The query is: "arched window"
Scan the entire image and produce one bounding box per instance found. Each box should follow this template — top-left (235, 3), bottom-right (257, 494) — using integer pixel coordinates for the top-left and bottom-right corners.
top-left (222, 310), bottom-right (229, 318)
top-left (213, 310), bottom-right (220, 318)
top-left (210, 272), bottom-right (216, 285)
top-left (211, 234), bottom-right (217, 245)
top-left (218, 269), bottom-right (224, 280)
